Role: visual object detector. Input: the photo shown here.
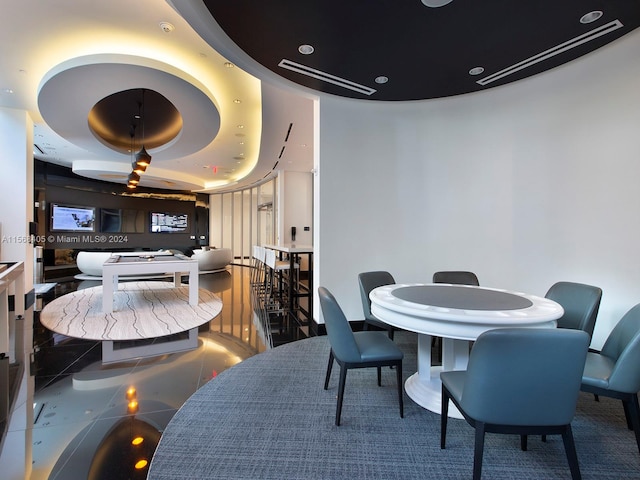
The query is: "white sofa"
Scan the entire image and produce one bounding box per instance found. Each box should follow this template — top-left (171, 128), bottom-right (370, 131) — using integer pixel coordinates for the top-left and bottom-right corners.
top-left (191, 247), bottom-right (232, 272)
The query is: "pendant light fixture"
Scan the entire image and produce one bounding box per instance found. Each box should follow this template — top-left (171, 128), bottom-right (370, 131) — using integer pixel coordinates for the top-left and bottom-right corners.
top-left (134, 88), bottom-right (152, 169)
top-left (127, 89), bottom-right (152, 188)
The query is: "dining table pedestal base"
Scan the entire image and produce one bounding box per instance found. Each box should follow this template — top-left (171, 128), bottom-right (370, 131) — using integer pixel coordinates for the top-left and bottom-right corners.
top-left (406, 333), bottom-right (465, 419)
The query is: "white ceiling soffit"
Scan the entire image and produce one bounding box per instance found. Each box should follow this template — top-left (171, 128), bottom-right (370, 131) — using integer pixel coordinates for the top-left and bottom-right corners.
top-left (477, 20), bottom-right (624, 86)
top-left (38, 55), bottom-right (221, 160)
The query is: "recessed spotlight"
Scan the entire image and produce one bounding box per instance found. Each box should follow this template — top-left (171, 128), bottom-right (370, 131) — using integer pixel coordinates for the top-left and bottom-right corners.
top-left (233, 99), bottom-right (241, 104)
top-left (159, 21), bottom-right (175, 33)
top-left (3, 88), bottom-right (14, 94)
top-left (224, 62), bottom-right (235, 68)
top-left (580, 11), bottom-right (603, 24)
top-left (375, 76), bottom-right (389, 84)
top-left (469, 66), bottom-right (485, 76)
top-left (237, 125), bottom-right (244, 129)
top-left (298, 44), bottom-right (315, 55)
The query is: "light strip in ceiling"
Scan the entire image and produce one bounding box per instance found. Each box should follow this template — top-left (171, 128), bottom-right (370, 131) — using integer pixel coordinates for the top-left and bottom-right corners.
top-left (477, 20), bottom-right (624, 86)
top-left (278, 59), bottom-right (377, 95)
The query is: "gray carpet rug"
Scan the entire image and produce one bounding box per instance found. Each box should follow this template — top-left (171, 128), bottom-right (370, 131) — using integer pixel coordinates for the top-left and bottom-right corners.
top-left (148, 332), bottom-right (640, 479)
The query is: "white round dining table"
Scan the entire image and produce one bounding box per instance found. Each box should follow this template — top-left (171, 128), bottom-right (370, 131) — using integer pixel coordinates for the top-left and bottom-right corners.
top-left (370, 283), bottom-right (563, 418)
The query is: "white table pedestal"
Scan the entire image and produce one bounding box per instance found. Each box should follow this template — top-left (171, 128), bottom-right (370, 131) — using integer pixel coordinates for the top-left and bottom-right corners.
top-left (405, 334), bottom-right (466, 418)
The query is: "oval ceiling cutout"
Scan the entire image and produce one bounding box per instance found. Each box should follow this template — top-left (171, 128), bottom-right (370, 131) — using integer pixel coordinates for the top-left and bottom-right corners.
top-left (89, 89), bottom-right (182, 153)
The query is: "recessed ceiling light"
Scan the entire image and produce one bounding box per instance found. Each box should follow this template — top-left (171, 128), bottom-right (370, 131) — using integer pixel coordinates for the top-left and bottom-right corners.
top-left (224, 62), bottom-right (235, 68)
top-left (159, 21), bottom-right (175, 33)
top-left (237, 125), bottom-right (244, 129)
top-left (233, 99), bottom-right (241, 104)
top-left (375, 76), bottom-right (389, 84)
top-left (580, 11), bottom-right (603, 24)
top-left (469, 66), bottom-right (485, 76)
top-left (3, 88), bottom-right (14, 94)
top-left (298, 44), bottom-right (315, 55)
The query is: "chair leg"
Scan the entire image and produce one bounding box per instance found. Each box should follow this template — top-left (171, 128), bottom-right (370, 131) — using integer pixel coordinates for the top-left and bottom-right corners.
top-left (440, 387), bottom-right (449, 449)
top-left (622, 399), bottom-right (633, 430)
top-left (396, 361), bottom-right (404, 418)
top-left (336, 366), bottom-right (348, 426)
top-left (561, 425), bottom-right (582, 480)
top-left (377, 366), bottom-right (382, 386)
top-left (324, 350), bottom-right (334, 390)
top-left (624, 393), bottom-right (640, 454)
top-left (521, 434), bottom-right (528, 451)
top-left (473, 423), bottom-right (486, 480)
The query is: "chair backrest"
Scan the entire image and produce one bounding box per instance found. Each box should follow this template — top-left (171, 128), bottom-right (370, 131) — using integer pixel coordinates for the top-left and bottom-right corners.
top-left (358, 271), bottom-right (395, 322)
top-left (264, 248), bottom-right (276, 269)
top-left (545, 281), bottom-right (602, 337)
top-left (318, 287), bottom-right (361, 363)
top-left (600, 303), bottom-right (640, 393)
top-left (432, 271), bottom-right (479, 286)
top-left (460, 328), bottom-right (589, 425)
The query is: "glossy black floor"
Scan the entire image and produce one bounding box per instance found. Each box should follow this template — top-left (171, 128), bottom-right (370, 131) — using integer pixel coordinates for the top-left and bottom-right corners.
top-left (30, 264), bottom-right (307, 480)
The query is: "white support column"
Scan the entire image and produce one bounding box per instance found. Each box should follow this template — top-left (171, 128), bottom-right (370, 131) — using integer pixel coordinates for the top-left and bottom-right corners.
top-left (0, 107), bottom-right (35, 480)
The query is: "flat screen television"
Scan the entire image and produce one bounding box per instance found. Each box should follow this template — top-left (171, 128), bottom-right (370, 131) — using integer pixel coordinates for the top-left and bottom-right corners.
top-left (150, 212), bottom-right (188, 233)
top-left (50, 203), bottom-right (96, 232)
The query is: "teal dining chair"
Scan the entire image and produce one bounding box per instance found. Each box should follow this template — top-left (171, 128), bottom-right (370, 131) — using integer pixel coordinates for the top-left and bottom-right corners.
top-left (545, 281), bottom-right (602, 338)
top-left (358, 271), bottom-right (397, 339)
top-left (581, 302), bottom-right (640, 455)
top-left (440, 327), bottom-right (589, 480)
top-left (319, 286), bottom-right (404, 426)
top-left (432, 270), bottom-right (479, 287)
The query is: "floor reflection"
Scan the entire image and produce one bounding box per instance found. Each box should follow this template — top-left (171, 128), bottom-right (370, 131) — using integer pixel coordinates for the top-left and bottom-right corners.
top-left (30, 265), bottom-right (267, 480)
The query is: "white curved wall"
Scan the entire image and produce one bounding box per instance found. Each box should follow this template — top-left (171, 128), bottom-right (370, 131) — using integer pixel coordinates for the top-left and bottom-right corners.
top-left (316, 29), bottom-right (640, 348)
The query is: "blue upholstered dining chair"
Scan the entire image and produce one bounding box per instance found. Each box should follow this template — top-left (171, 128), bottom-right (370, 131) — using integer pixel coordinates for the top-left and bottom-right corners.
top-left (318, 286), bottom-right (404, 426)
top-left (432, 271), bottom-right (480, 358)
top-left (358, 271), bottom-right (397, 339)
top-left (440, 328), bottom-right (590, 480)
top-left (432, 270), bottom-right (480, 287)
top-left (545, 281), bottom-right (602, 337)
top-left (581, 302), bottom-right (640, 455)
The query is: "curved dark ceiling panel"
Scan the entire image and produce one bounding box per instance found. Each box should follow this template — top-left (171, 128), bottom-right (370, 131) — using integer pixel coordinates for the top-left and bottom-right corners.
top-left (202, 0), bottom-right (640, 101)
top-left (89, 89), bottom-right (182, 153)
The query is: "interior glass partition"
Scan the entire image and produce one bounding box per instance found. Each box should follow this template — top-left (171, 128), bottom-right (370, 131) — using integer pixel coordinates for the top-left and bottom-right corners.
top-left (208, 178), bottom-right (277, 265)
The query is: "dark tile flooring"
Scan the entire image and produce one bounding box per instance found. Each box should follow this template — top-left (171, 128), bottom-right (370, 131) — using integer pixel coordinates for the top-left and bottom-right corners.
top-left (30, 265), bottom-right (304, 480)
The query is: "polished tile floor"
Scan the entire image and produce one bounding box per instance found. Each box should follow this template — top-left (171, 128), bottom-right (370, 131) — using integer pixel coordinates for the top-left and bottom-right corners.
top-left (29, 265), bottom-right (289, 480)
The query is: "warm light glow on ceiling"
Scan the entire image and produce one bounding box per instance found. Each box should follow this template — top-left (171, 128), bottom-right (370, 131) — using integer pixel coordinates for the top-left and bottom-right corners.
top-left (30, 0), bottom-right (263, 191)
